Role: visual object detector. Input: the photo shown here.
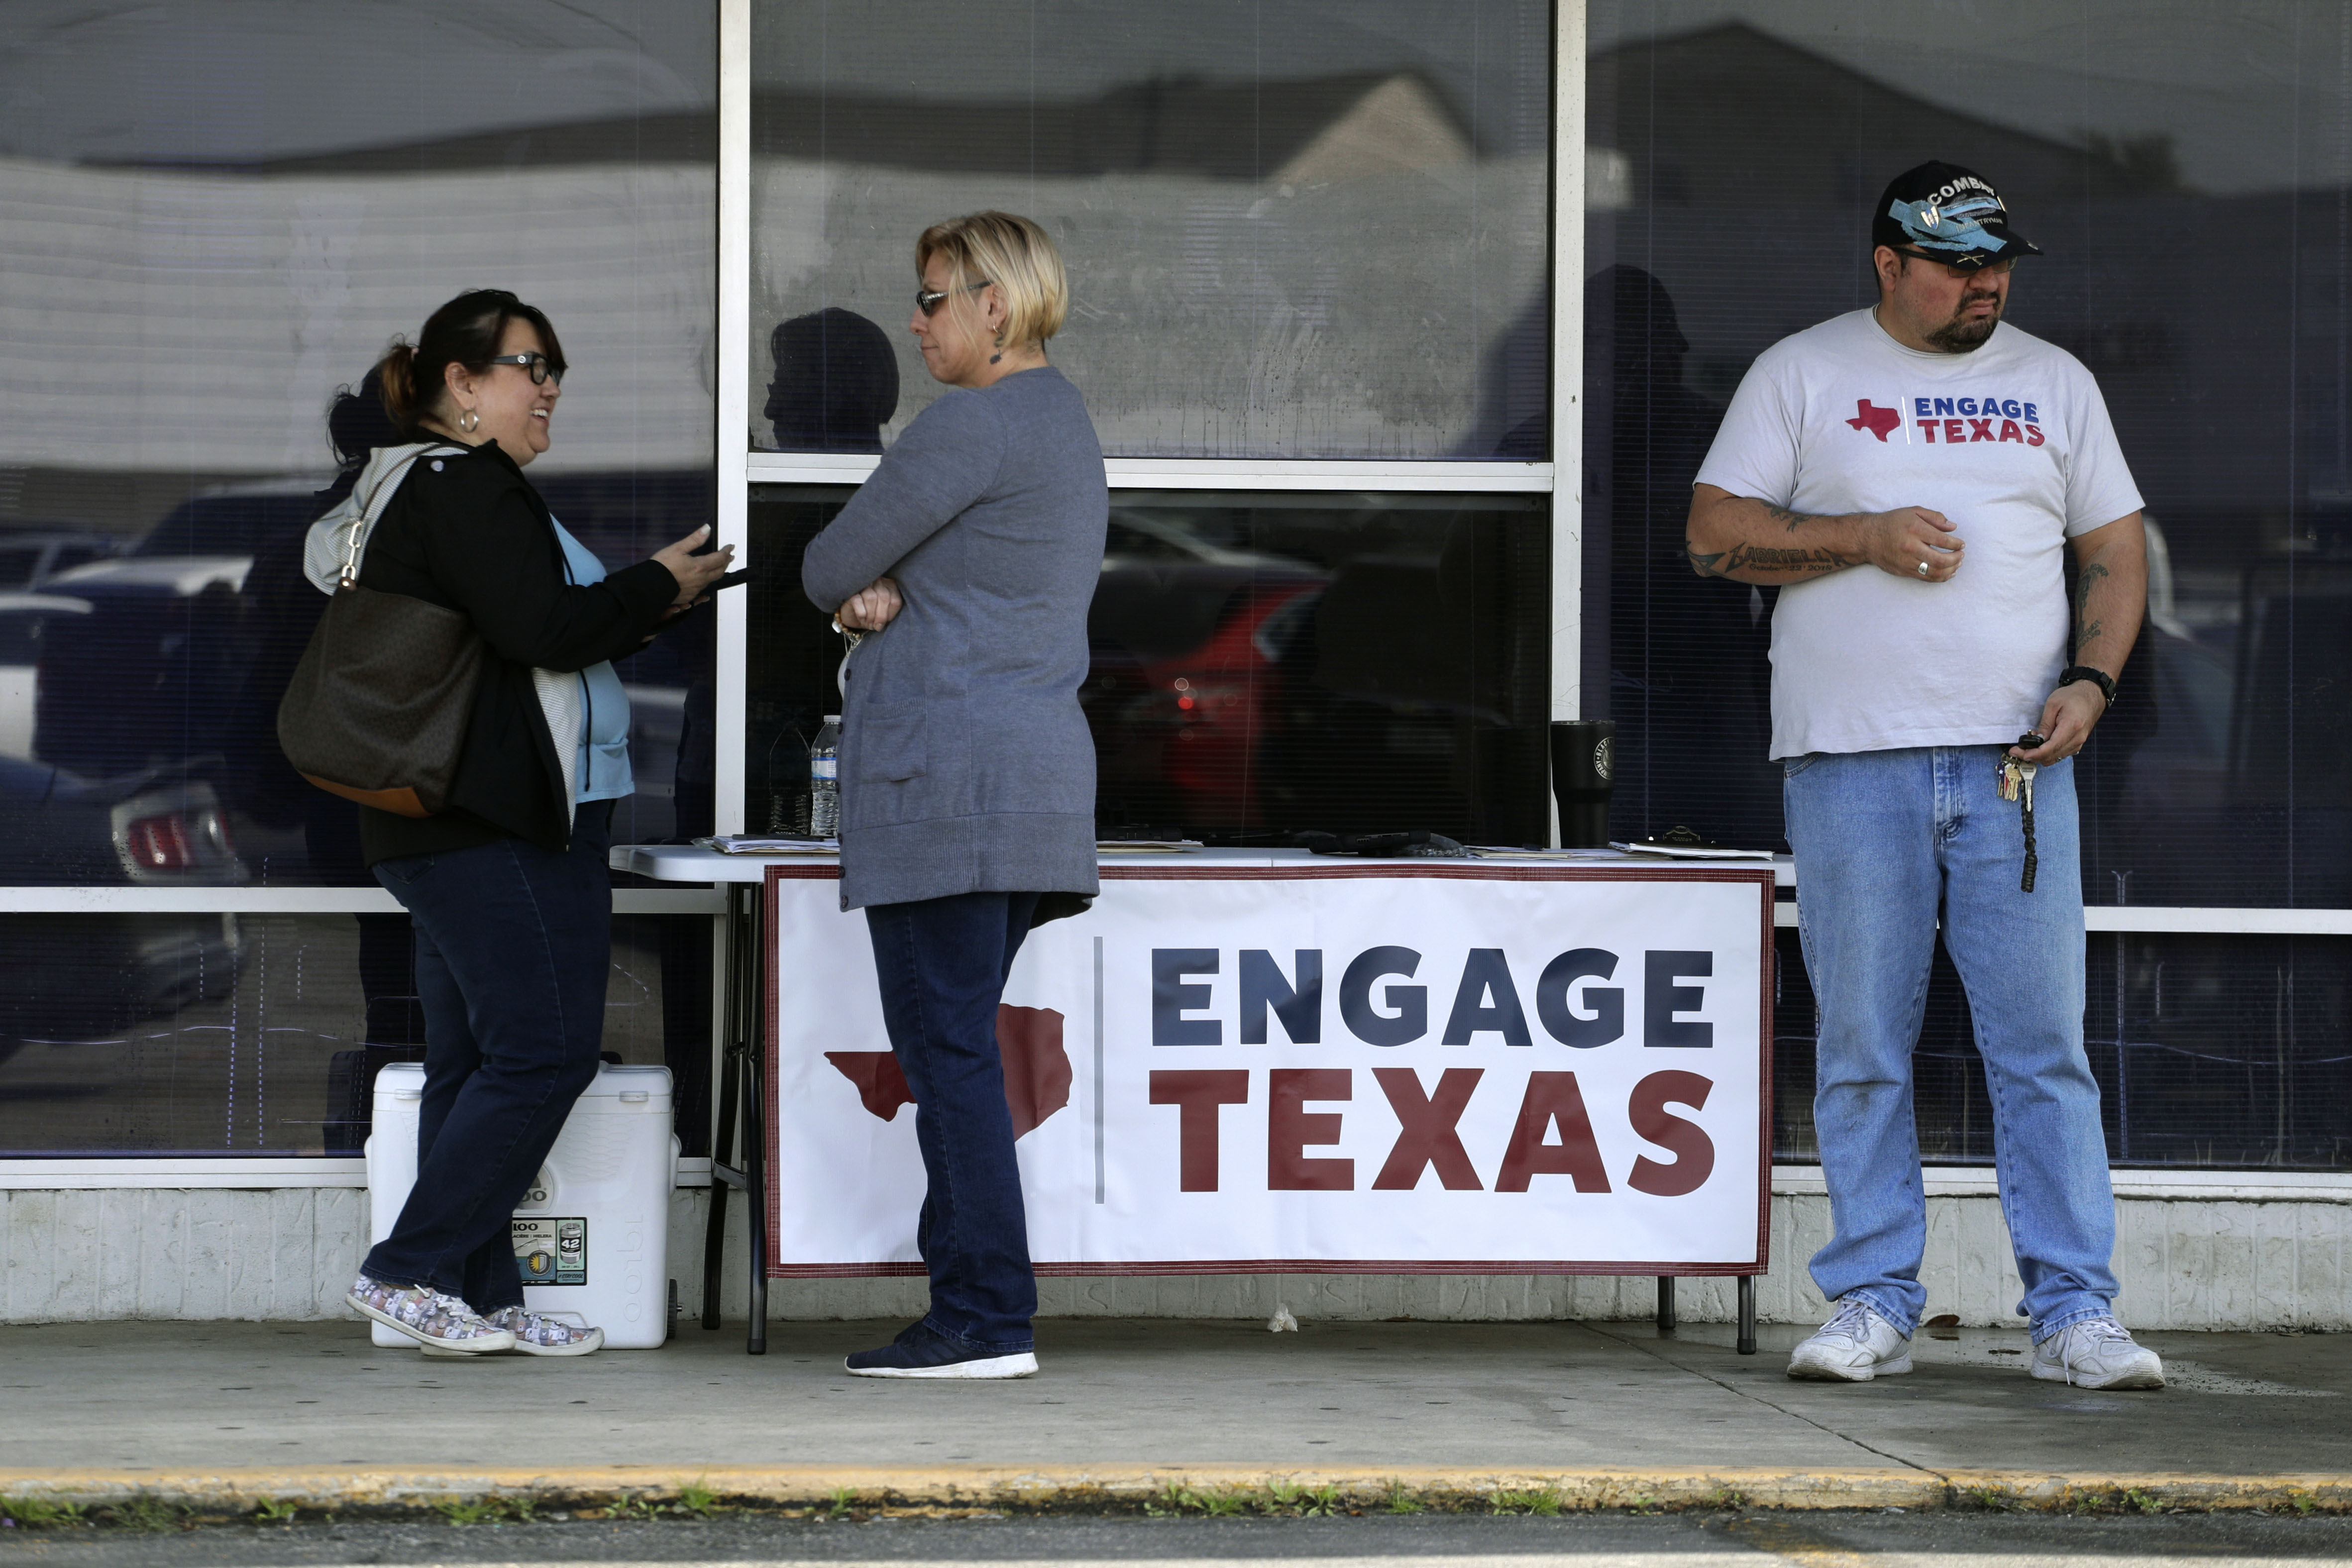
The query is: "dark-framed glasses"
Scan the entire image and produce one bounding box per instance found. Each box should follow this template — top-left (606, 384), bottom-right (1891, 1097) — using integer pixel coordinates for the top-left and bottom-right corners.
top-left (915, 281), bottom-right (991, 317)
top-left (485, 352), bottom-right (564, 386)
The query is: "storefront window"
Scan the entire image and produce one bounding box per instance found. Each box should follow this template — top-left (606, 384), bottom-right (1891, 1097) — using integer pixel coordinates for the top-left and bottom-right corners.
top-left (0, 2), bottom-right (719, 889)
top-left (1588, 1), bottom-right (2352, 908)
top-left (1595, 3), bottom-right (2352, 1170)
top-left (0, 3), bottom-right (718, 1158)
top-left (0, 914), bottom-right (704, 1158)
top-left (749, 488), bottom-right (1552, 846)
top-left (748, 0), bottom-right (1551, 459)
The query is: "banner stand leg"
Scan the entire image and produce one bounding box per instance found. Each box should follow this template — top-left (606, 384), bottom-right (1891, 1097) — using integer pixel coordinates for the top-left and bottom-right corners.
top-left (1736, 1275), bottom-right (1758, 1356)
top-left (1655, 1276), bottom-right (1675, 1334)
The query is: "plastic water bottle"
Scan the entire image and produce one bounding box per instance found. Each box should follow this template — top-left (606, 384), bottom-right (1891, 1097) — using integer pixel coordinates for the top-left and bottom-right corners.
top-left (810, 716), bottom-right (842, 838)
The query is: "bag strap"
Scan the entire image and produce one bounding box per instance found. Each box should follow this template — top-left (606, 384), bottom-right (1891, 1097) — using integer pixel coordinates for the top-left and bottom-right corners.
top-left (336, 444), bottom-right (467, 589)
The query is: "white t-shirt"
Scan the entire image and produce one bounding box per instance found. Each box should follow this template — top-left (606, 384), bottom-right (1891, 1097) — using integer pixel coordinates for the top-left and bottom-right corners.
top-left (1693, 309), bottom-right (2143, 759)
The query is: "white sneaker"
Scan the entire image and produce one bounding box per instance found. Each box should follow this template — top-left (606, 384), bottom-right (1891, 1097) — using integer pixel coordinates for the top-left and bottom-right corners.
top-left (1788, 1295), bottom-right (1913, 1382)
top-left (2031, 1316), bottom-right (2165, 1390)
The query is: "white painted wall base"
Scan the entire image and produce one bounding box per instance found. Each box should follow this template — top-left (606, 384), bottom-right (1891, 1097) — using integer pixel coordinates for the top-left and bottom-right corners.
top-left (4, 1172), bottom-right (2346, 1330)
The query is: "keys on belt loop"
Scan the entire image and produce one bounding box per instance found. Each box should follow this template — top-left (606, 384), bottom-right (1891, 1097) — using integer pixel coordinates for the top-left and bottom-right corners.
top-left (1996, 732), bottom-right (2043, 893)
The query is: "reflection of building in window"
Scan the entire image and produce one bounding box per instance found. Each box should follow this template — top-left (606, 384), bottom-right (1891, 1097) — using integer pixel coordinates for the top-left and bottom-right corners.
top-left (751, 48), bottom-right (1550, 459)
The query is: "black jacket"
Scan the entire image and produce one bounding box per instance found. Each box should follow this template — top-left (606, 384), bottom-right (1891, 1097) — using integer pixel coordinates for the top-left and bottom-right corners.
top-left (353, 440), bottom-right (677, 866)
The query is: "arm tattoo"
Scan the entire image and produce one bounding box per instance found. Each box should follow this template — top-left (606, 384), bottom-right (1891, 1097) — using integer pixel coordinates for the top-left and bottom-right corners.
top-left (1763, 505), bottom-right (1828, 534)
top-left (2072, 561), bottom-right (2111, 653)
top-left (1687, 540), bottom-right (1858, 579)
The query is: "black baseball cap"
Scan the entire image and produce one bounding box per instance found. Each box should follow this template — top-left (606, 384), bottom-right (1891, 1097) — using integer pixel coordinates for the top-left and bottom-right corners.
top-left (1871, 161), bottom-right (2042, 270)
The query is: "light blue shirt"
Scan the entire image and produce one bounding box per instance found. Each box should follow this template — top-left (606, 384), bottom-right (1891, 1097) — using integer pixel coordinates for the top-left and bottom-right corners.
top-left (551, 520), bottom-right (635, 805)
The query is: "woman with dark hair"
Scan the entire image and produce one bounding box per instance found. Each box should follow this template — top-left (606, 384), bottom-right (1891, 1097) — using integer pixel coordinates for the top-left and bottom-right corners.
top-left (802, 212), bottom-right (1104, 1379)
top-left (333, 289), bottom-right (732, 1356)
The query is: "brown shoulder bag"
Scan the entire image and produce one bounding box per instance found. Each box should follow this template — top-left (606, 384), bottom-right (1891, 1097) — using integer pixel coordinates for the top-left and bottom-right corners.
top-left (277, 446), bottom-right (481, 818)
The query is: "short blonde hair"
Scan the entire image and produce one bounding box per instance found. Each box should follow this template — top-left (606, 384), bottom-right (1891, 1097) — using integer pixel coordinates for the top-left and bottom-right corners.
top-left (916, 210), bottom-right (1067, 348)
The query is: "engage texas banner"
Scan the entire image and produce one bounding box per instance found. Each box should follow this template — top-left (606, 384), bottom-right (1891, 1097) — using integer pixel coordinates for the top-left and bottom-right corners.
top-left (765, 865), bottom-right (1772, 1276)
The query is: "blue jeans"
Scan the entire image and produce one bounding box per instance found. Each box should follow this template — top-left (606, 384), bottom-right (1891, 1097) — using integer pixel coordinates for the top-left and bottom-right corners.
top-left (865, 890), bottom-right (1043, 1354)
top-left (1784, 748), bottom-right (2116, 1342)
top-left (361, 803), bottom-right (613, 1313)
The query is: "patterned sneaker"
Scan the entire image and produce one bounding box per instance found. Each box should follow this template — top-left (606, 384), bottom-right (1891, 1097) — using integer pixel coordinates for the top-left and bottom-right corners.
top-left (2031, 1316), bottom-right (2165, 1390)
top-left (420, 1307), bottom-right (604, 1359)
top-left (1787, 1295), bottom-right (1913, 1382)
top-left (345, 1274), bottom-right (516, 1354)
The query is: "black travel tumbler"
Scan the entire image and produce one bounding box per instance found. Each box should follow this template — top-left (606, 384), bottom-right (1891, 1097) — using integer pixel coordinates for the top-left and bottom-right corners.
top-left (1549, 719), bottom-right (1615, 848)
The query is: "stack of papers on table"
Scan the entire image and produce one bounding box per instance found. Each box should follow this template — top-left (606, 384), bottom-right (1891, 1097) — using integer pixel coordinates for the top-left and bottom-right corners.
top-left (1096, 839), bottom-right (1204, 853)
top-left (694, 836), bottom-right (839, 855)
top-left (1609, 839), bottom-right (1777, 861)
top-left (1465, 845), bottom-right (1626, 860)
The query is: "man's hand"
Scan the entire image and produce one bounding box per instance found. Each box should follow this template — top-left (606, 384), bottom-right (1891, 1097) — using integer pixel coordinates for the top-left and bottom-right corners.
top-left (2014, 681), bottom-right (2107, 764)
top-left (1857, 507), bottom-right (1965, 583)
top-left (652, 525), bottom-right (735, 608)
top-left (838, 576), bottom-right (902, 632)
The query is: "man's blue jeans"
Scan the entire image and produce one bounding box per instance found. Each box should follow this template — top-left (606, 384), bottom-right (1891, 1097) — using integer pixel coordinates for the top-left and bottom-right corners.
top-left (865, 890), bottom-right (1043, 1355)
top-left (1783, 747), bottom-right (2116, 1343)
top-left (361, 804), bottom-right (613, 1312)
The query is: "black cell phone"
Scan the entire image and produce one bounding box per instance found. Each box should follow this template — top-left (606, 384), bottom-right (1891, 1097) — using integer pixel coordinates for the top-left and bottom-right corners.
top-left (711, 568), bottom-right (752, 591)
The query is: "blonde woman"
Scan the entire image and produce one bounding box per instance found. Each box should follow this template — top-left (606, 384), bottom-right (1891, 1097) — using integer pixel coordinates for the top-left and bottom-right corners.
top-left (802, 211), bottom-right (1106, 1378)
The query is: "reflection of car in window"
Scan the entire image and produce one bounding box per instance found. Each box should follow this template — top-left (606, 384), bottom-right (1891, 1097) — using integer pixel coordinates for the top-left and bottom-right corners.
top-left (0, 755), bottom-right (247, 1065)
top-left (1087, 513), bottom-right (1325, 832)
top-left (0, 528), bottom-right (125, 592)
top-left (0, 591), bottom-right (90, 761)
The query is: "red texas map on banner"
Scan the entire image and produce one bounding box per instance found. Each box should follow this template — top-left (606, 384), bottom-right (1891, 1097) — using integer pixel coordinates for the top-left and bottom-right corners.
top-left (766, 865), bottom-right (1772, 1276)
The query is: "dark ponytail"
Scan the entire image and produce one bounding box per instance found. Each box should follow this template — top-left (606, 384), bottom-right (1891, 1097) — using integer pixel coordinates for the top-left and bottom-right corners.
top-left (372, 288), bottom-right (566, 439)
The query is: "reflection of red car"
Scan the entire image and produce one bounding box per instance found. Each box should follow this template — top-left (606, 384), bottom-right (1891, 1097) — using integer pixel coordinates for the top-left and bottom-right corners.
top-left (1141, 580), bottom-right (1320, 826)
top-left (1083, 513), bottom-right (1325, 831)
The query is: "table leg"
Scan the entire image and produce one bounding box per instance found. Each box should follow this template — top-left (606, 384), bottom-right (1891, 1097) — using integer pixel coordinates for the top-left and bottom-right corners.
top-left (1737, 1275), bottom-right (1758, 1356)
top-left (701, 889), bottom-right (745, 1331)
top-left (1655, 1276), bottom-right (1676, 1334)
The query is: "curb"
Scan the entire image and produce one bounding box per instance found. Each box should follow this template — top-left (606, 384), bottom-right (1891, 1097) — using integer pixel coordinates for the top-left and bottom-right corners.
top-left (2, 1465), bottom-right (2350, 1518)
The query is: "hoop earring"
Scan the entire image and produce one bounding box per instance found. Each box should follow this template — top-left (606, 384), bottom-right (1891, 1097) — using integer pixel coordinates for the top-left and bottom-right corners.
top-left (457, 409), bottom-right (480, 433)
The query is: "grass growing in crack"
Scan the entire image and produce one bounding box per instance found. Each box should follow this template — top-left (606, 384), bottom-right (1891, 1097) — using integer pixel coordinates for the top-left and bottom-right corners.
top-left (1263, 1482), bottom-right (1340, 1517)
top-left (673, 1480), bottom-right (722, 1519)
top-left (825, 1486), bottom-right (856, 1520)
top-left (1491, 1489), bottom-right (1561, 1517)
top-left (433, 1499), bottom-right (506, 1526)
top-left (1145, 1484), bottom-right (1247, 1518)
top-left (108, 1497), bottom-right (186, 1533)
top-left (0, 1496), bottom-right (86, 1529)
top-left (251, 1498), bottom-right (299, 1525)
top-left (1384, 1480), bottom-right (1423, 1515)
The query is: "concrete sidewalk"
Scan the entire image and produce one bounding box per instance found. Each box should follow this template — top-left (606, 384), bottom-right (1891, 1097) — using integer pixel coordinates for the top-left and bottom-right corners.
top-left (0, 1317), bottom-right (2346, 1517)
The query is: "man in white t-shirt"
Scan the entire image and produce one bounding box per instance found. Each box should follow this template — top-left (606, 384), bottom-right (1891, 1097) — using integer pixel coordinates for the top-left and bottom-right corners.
top-left (1687, 162), bottom-right (2161, 1390)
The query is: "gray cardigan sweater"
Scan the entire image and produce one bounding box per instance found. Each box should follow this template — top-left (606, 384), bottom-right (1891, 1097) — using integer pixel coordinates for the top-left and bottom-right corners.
top-left (801, 366), bottom-right (1108, 910)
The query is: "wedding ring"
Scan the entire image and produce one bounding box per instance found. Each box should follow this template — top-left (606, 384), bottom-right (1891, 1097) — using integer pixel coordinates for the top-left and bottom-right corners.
top-left (1916, 559), bottom-right (1930, 576)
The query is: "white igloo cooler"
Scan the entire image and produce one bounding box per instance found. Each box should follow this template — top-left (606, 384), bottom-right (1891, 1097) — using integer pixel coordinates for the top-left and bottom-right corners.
top-left (365, 1062), bottom-right (678, 1349)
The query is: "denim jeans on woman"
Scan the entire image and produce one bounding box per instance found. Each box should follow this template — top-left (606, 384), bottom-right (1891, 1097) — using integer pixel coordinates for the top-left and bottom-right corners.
top-left (360, 802), bottom-right (614, 1312)
top-left (1782, 747), bottom-right (2117, 1343)
top-left (864, 890), bottom-right (1043, 1355)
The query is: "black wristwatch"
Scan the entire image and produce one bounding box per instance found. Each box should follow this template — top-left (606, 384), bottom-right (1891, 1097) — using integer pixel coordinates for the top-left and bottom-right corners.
top-left (2059, 665), bottom-right (2117, 709)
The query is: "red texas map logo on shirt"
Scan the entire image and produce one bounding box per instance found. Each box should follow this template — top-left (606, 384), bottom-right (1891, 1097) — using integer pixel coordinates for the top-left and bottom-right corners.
top-left (1845, 400), bottom-right (1902, 441)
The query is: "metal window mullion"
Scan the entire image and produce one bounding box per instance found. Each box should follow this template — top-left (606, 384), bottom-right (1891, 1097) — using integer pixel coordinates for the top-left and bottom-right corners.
top-left (715, 0), bottom-right (752, 839)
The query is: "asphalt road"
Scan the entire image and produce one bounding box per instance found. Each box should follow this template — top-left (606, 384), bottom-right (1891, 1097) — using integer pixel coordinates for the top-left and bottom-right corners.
top-left (4, 1512), bottom-right (2352, 1567)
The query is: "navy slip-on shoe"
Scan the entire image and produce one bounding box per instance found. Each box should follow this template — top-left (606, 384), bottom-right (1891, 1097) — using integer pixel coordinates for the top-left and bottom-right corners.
top-left (844, 1320), bottom-right (1037, 1380)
